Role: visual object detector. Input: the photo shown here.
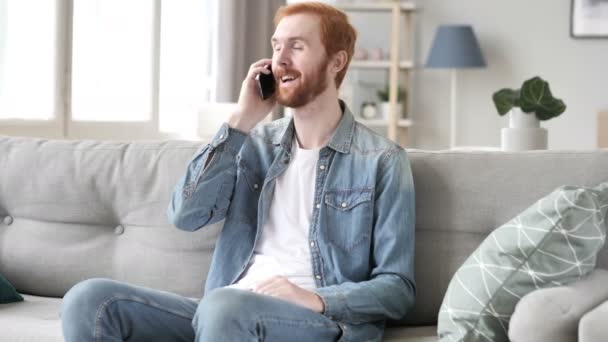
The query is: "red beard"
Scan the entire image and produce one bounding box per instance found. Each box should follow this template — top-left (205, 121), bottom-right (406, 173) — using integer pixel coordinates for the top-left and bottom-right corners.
top-left (274, 58), bottom-right (330, 108)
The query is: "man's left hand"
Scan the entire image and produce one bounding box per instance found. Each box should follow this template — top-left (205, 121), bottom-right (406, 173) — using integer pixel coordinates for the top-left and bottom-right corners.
top-left (251, 276), bottom-right (325, 313)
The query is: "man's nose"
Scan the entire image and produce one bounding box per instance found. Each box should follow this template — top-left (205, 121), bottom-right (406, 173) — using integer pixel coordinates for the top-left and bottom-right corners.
top-left (274, 49), bottom-right (291, 68)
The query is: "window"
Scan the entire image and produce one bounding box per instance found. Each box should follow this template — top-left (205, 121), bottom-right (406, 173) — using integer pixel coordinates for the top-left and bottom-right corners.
top-left (159, 0), bottom-right (216, 138)
top-left (0, 0), bottom-right (216, 140)
top-left (0, 0), bottom-right (56, 120)
top-left (71, 0), bottom-right (155, 122)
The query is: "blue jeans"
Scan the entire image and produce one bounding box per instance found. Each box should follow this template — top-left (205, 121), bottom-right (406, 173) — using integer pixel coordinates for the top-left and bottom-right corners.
top-left (61, 278), bottom-right (342, 342)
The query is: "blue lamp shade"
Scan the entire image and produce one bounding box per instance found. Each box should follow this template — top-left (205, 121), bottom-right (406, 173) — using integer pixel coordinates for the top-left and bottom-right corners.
top-left (425, 25), bottom-right (486, 68)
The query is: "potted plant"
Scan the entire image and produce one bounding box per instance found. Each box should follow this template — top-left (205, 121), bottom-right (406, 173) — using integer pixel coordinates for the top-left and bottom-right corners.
top-left (376, 84), bottom-right (406, 120)
top-left (492, 76), bottom-right (566, 151)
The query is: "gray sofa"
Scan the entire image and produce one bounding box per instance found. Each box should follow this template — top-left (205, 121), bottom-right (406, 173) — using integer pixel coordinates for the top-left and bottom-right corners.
top-left (0, 134), bottom-right (607, 341)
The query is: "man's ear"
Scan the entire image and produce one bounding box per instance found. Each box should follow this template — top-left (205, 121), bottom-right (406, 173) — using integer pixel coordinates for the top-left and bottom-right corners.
top-left (330, 50), bottom-right (348, 75)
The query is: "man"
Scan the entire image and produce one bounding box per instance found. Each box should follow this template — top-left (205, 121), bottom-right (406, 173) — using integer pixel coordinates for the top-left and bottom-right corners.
top-left (61, 2), bottom-right (415, 341)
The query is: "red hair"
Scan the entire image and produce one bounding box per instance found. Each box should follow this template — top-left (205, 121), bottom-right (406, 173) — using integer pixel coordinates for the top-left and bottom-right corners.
top-left (274, 2), bottom-right (357, 88)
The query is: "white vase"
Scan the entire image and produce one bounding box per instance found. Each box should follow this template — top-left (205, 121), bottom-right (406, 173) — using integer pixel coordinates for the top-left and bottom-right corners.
top-left (379, 102), bottom-right (402, 120)
top-left (500, 108), bottom-right (548, 151)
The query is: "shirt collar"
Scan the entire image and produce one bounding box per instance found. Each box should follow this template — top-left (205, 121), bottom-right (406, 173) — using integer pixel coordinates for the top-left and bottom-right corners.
top-left (274, 100), bottom-right (355, 154)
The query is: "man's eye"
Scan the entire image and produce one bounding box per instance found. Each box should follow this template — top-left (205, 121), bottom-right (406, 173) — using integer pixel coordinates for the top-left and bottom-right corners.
top-left (292, 46), bottom-right (303, 50)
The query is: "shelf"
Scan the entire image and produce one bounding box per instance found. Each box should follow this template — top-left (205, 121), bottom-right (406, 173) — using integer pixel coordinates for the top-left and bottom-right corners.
top-left (338, 2), bottom-right (416, 12)
top-left (356, 118), bottom-right (413, 127)
top-left (450, 146), bottom-right (501, 151)
top-left (349, 60), bottom-right (414, 69)
top-left (339, 0), bottom-right (416, 147)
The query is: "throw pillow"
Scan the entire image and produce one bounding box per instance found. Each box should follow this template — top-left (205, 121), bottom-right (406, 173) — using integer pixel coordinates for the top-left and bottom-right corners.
top-left (0, 273), bottom-right (23, 304)
top-left (437, 182), bottom-right (608, 342)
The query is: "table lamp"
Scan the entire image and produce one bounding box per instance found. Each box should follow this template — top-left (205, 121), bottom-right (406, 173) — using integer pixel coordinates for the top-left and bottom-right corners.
top-left (426, 25), bottom-right (486, 148)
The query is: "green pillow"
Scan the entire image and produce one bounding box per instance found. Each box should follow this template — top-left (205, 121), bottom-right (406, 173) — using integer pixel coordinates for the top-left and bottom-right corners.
top-left (438, 183), bottom-right (608, 342)
top-left (0, 273), bottom-right (23, 304)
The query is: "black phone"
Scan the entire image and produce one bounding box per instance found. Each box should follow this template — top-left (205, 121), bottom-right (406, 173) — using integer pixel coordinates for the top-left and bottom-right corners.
top-left (256, 65), bottom-right (276, 100)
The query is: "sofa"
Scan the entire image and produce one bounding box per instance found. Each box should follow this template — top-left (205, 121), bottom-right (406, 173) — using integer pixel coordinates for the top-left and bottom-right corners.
top-left (0, 133), bottom-right (607, 341)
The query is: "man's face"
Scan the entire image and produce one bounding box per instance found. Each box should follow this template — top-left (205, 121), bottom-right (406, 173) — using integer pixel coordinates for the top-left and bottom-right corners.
top-left (271, 14), bottom-right (331, 108)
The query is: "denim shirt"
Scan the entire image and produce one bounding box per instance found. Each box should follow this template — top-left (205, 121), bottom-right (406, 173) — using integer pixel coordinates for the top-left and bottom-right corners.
top-left (168, 101), bottom-right (416, 341)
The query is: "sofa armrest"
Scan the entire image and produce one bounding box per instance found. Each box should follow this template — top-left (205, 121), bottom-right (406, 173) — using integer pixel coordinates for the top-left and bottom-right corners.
top-left (579, 299), bottom-right (608, 342)
top-left (508, 268), bottom-right (608, 342)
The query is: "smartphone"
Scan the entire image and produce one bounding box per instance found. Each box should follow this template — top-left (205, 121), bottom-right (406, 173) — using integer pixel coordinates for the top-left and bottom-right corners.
top-left (256, 65), bottom-right (276, 100)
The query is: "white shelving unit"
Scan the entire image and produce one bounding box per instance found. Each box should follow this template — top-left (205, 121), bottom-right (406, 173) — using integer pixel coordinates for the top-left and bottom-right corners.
top-left (357, 118), bottom-right (413, 128)
top-left (339, 1), bottom-right (416, 146)
top-left (338, 2), bottom-right (416, 11)
top-left (349, 60), bottom-right (414, 69)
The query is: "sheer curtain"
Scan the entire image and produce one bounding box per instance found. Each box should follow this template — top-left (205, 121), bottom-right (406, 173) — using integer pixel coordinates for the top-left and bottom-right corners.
top-left (195, 0), bottom-right (284, 140)
top-left (214, 0), bottom-right (285, 102)
top-left (160, 0), bottom-right (284, 140)
top-left (158, 0), bottom-right (218, 139)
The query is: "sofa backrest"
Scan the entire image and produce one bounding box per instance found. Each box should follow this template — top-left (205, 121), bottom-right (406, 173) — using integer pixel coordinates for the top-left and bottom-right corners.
top-left (403, 149), bottom-right (608, 326)
top-left (1, 135), bottom-right (607, 326)
top-left (0, 136), bottom-right (221, 300)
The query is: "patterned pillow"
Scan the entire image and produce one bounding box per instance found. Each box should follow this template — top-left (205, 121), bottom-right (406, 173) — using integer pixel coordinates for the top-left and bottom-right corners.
top-left (437, 183), bottom-right (608, 342)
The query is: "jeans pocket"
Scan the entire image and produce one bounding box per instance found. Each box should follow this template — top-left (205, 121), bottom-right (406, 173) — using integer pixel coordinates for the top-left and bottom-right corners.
top-left (323, 188), bottom-right (373, 253)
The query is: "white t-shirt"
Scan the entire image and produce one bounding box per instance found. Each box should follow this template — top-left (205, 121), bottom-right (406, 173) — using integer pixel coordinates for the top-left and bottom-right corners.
top-left (227, 136), bottom-right (318, 291)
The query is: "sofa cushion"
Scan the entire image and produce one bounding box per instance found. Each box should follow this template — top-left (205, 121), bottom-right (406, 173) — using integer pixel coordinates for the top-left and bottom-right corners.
top-left (437, 182), bottom-right (608, 342)
top-left (0, 273), bottom-right (23, 304)
top-left (0, 294), bottom-right (63, 342)
top-left (0, 293), bottom-right (431, 342)
top-left (508, 268), bottom-right (608, 342)
top-left (382, 325), bottom-right (437, 341)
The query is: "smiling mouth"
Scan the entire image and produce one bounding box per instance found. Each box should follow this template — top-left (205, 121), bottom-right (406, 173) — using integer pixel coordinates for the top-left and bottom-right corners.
top-left (280, 75), bottom-right (298, 84)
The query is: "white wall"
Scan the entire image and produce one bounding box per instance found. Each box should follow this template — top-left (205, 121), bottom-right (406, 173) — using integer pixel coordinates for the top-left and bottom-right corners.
top-left (349, 0), bottom-right (608, 150)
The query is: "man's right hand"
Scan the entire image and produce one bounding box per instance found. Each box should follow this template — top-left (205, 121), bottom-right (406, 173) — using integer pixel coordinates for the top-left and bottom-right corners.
top-left (227, 58), bottom-right (277, 134)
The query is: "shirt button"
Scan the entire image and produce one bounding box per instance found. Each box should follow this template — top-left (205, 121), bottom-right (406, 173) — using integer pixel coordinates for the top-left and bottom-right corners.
top-left (316, 203), bottom-right (320, 209)
top-left (341, 202), bottom-right (347, 208)
top-left (310, 241), bottom-right (315, 247)
top-left (319, 165), bottom-right (325, 170)
top-left (219, 134), bottom-right (224, 139)
top-left (253, 184), bottom-right (259, 189)
top-left (315, 275), bottom-right (321, 280)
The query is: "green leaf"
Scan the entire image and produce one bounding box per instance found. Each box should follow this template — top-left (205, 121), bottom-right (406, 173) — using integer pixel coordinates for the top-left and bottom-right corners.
top-left (519, 76), bottom-right (566, 120)
top-left (492, 88), bottom-right (519, 115)
top-left (536, 98), bottom-right (566, 120)
top-left (376, 85), bottom-right (406, 102)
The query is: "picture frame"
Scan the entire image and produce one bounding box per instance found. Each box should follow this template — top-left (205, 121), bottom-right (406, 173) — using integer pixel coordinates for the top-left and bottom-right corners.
top-left (571, 0), bottom-right (608, 38)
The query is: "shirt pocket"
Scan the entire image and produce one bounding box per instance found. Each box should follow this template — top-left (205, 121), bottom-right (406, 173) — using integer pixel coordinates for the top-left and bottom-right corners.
top-left (232, 156), bottom-right (263, 223)
top-left (236, 155), bottom-right (263, 193)
top-left (323, 187), bottom-right (374, 253)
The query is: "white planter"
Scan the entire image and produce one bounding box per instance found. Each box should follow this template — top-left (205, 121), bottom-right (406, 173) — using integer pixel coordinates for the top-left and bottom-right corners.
top-left (501, 108), bottom-right (548, 151)
top-left (379, 102), bottom-right (402, 120)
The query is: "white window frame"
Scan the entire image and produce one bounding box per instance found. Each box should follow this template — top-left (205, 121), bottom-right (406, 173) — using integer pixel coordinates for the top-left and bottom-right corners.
top-left (0, 0), bottom-right (193, 141)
